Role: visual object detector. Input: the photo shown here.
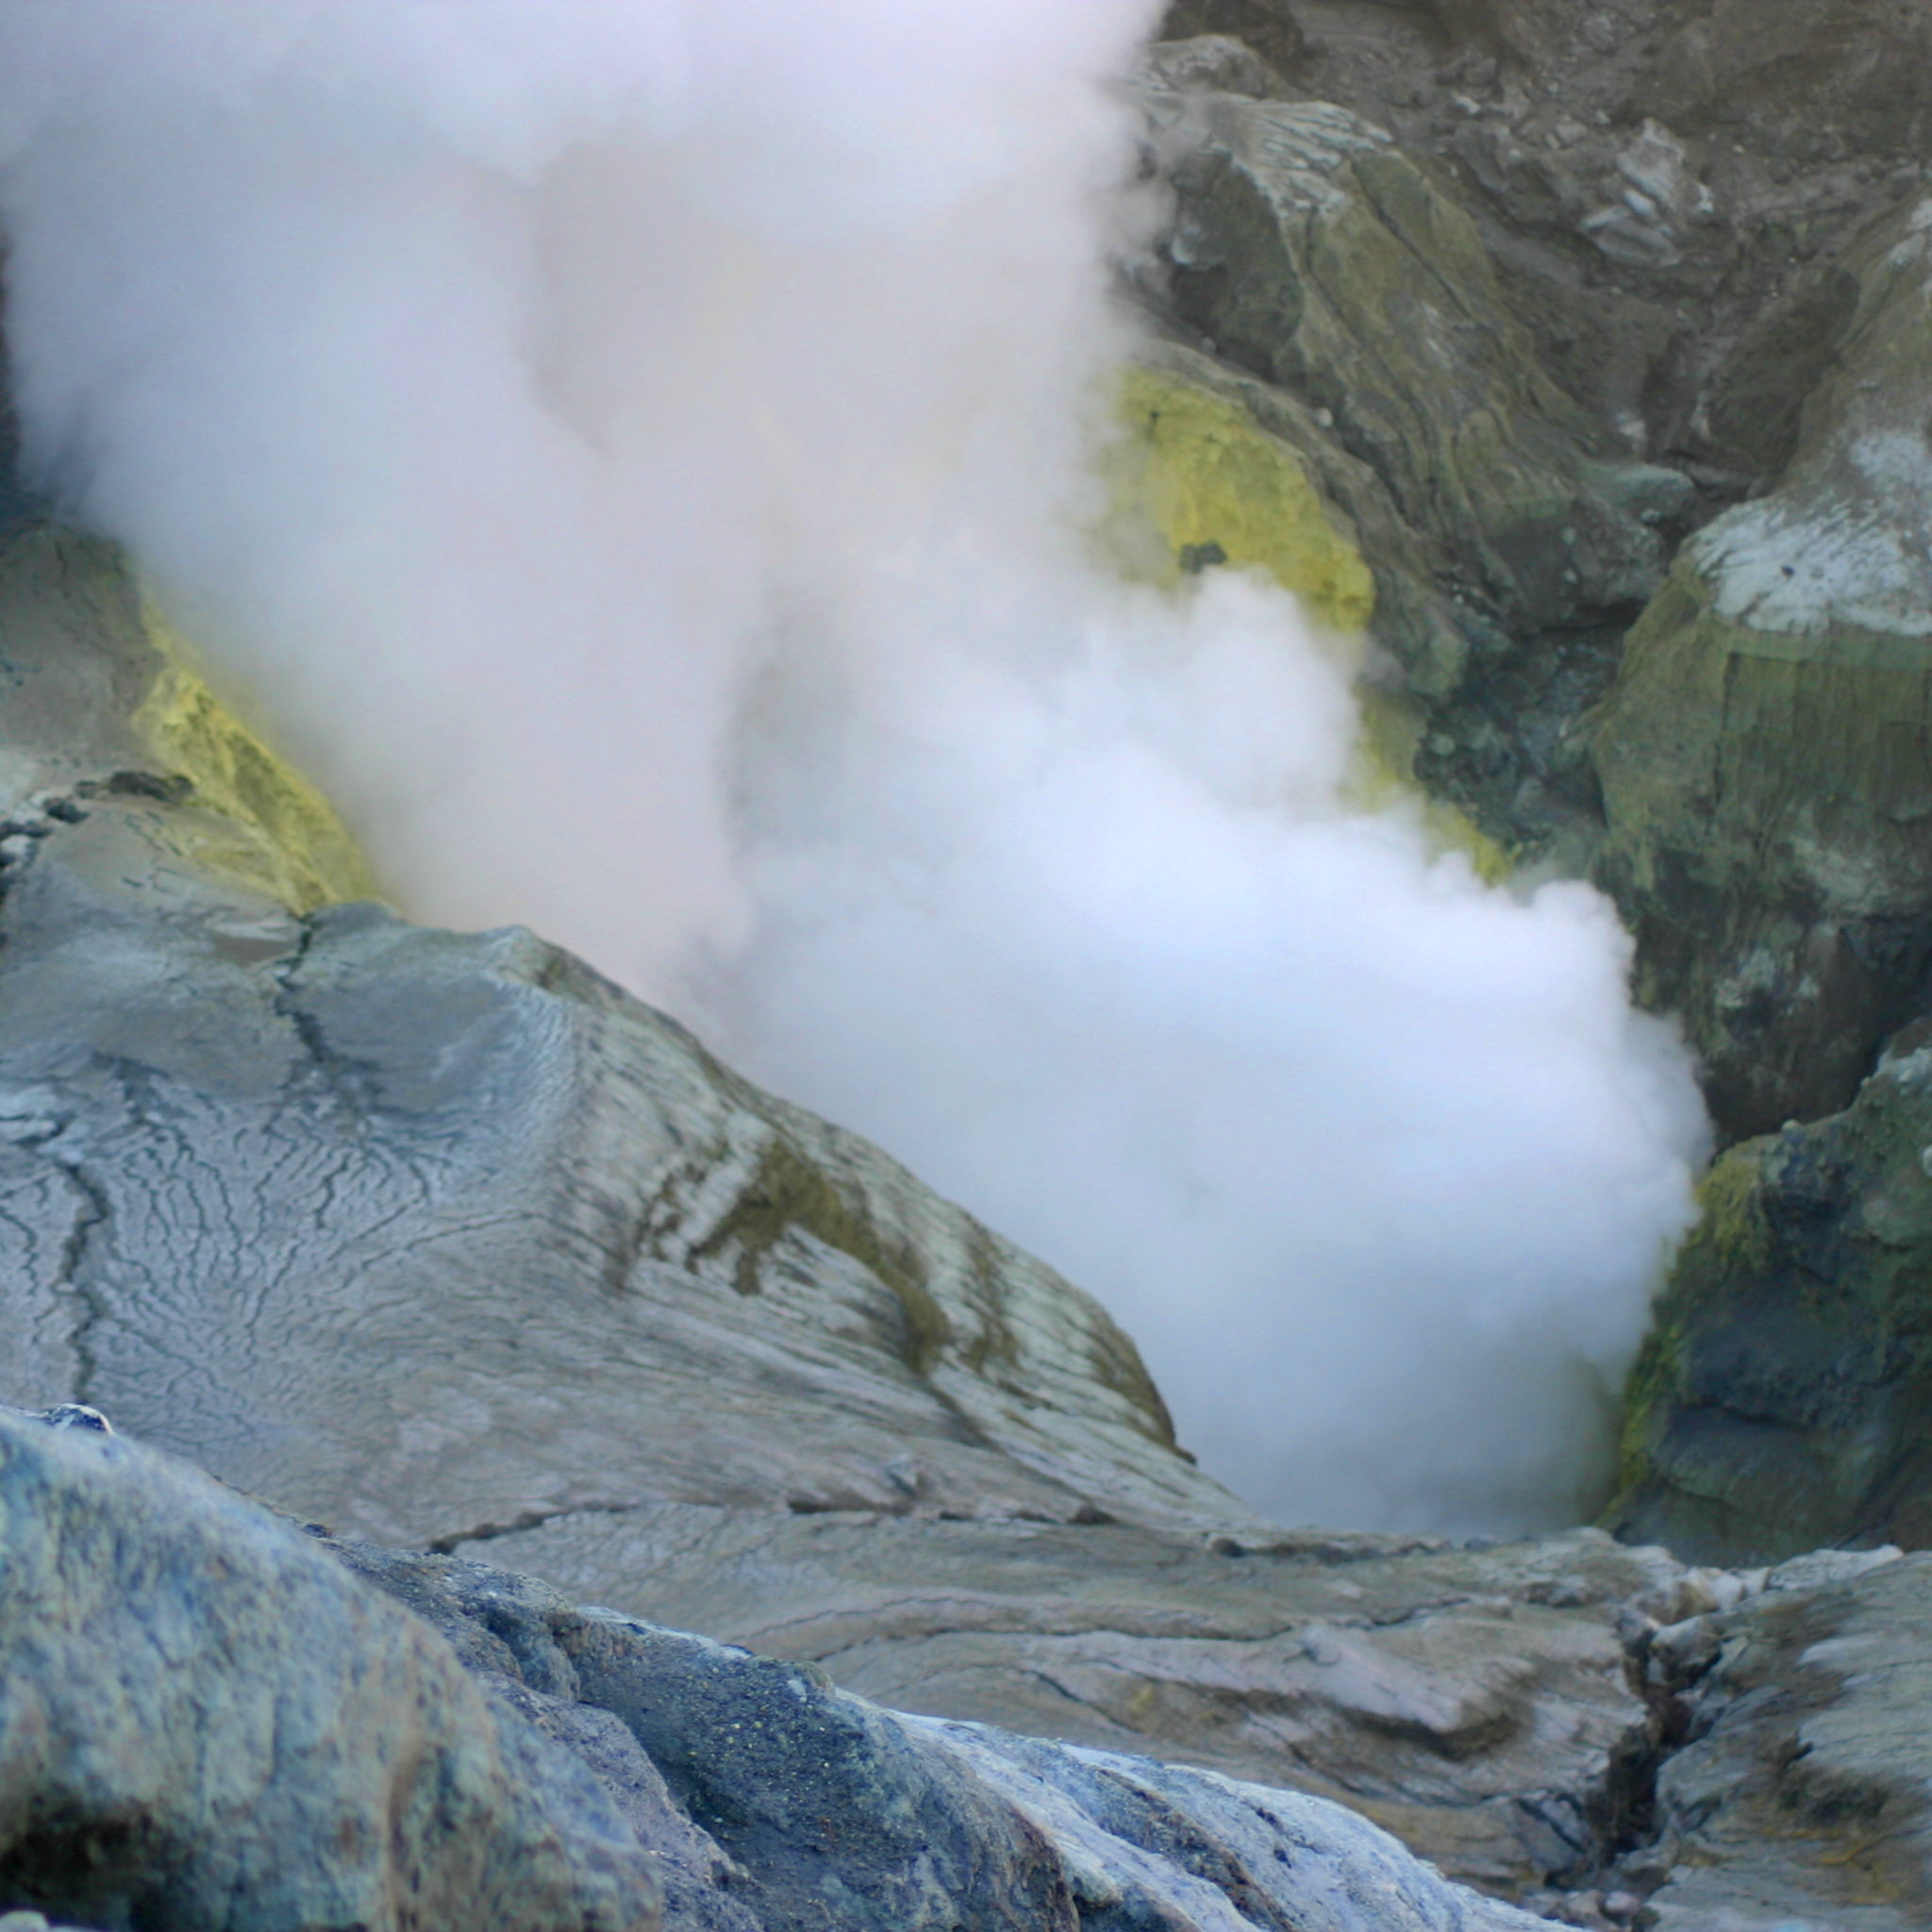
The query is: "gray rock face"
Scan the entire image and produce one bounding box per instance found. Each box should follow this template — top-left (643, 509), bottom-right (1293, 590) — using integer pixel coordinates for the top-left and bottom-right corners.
top-left (1590, 192), bottom-right (1932, 1139)
top-left (326, 1528), bottom-right (1563, 1932)
top-left (0, 1403), bottom-right (1562, 1932)
top-left (1630, 1548), bottom-right (1932, 1932)
top-left (440, 1502), bottom-right (1686, 1905)
top-left (0, 1407), bottom-right (661, 1932)
top-left (17, 1400), bottom-right (1924, 1932)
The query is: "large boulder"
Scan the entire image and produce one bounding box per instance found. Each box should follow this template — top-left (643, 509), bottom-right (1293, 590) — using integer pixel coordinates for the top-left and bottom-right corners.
top-left (0, 1407), bottom-right (661, 1932)
top-left (1590, 194), bottom-right (1932, 1139)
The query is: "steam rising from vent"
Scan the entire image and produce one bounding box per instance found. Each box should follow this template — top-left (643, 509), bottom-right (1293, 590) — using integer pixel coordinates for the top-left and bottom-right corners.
top-left (0, 1), bottom-right (1707, 1533)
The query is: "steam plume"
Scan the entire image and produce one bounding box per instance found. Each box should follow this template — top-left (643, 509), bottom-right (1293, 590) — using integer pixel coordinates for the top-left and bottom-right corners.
top-left (0, 0), bottom-right (1706, 1532)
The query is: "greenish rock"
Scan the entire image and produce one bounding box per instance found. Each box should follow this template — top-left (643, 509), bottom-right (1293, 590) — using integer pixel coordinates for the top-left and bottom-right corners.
top-left (1590, 195), bottom-right (1932, 1140)
top-left (1123, 334), bottom-right (1472, 702)
top-left (1113, 342), bottom-right (1510, 874)
top-left (1140, 83), bottom-right (1679, 642)
top-left (1607, 1017), bottom-right (1932, 1563)
top-left (1130, 59), bottom-right (1692, 854)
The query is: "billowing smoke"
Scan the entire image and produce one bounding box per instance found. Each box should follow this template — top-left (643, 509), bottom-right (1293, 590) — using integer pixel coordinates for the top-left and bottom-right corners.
top-left (0, 1), bottom-right (1707, 1533)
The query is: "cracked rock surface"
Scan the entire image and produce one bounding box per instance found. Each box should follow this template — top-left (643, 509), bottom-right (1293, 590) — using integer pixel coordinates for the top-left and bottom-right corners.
top-left (0, 526), bottom-right (1237, 1549)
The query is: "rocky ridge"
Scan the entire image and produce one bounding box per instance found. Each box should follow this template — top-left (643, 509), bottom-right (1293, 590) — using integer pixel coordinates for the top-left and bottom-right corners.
top-left (0, 1404), bottom-right (1560, 1932)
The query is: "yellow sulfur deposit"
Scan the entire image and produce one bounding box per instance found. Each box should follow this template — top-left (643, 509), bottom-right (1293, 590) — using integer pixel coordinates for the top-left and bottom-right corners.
top-left (132, 600), bottom-right (378, 913)
top-left (1113, 364), bottom-right (1375, 634)
top-left (1114, 363), bottom-right (1507, 882)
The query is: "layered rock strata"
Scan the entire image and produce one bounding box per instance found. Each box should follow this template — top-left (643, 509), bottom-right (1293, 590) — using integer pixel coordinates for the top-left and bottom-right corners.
top-left (1591, 193), bottom-right (1932, 1140)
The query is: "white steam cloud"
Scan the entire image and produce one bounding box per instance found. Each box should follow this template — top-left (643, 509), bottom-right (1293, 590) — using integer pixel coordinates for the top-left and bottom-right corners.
top-left (0, 0), bottom-right (1707, 1533)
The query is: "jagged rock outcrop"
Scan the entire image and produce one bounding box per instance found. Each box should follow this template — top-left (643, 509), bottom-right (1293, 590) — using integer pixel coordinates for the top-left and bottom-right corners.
top-left (1628, 1545), bottom-right (1931, 1931)
top-left (1138, 1), bottom-right (1932, 1560)
top-left (14, 1406), bottom-right (1931, 1932)
top-left (1129, 54), bottom-right (1690, 855)
top-left (1609, 1018), bottom-right (1932, 1565)
top-left (0, 1406), bottom-right (1564, 1932)
top-left (1591, 193), bottom-right (1932, 1141)
top-left (1135, 78), bottom-right (1679, 645)
top-left (1144, 0), bottom-right (1932, 874)
top-left (1157, 0), bottom-right (1932, 491)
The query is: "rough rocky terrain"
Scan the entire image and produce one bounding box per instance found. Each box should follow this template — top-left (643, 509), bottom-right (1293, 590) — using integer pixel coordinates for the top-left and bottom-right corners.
top-left (1132, 0), bottom-right (1932, 1559)
top-left (0, 1405), bottom-right (1562, 1932)
top-left (10, 1403), bottom-right (1932, 1932)
top-left (3, 3), bottom-right (1932, 1926)
top-left (7, 514), bottom-right (1932, 1925)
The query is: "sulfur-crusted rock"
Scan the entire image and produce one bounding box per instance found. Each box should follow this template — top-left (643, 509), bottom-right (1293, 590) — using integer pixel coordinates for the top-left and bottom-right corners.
top-left (1135, 75), bottom-right (1680, 645)
top-left (0, 526), bottom-right (373, 917)
top-left (1591, 195), bottom-right (1932, 1139)
top-left (1127, 49), bottom-right (1692, 855)
top-left (1608, 1018), bottom-right (1932, 1563)
top-left (1112, 358), bottom-right (1375, 636)
top-left (0, 1408), bottom-right (661, 1932)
